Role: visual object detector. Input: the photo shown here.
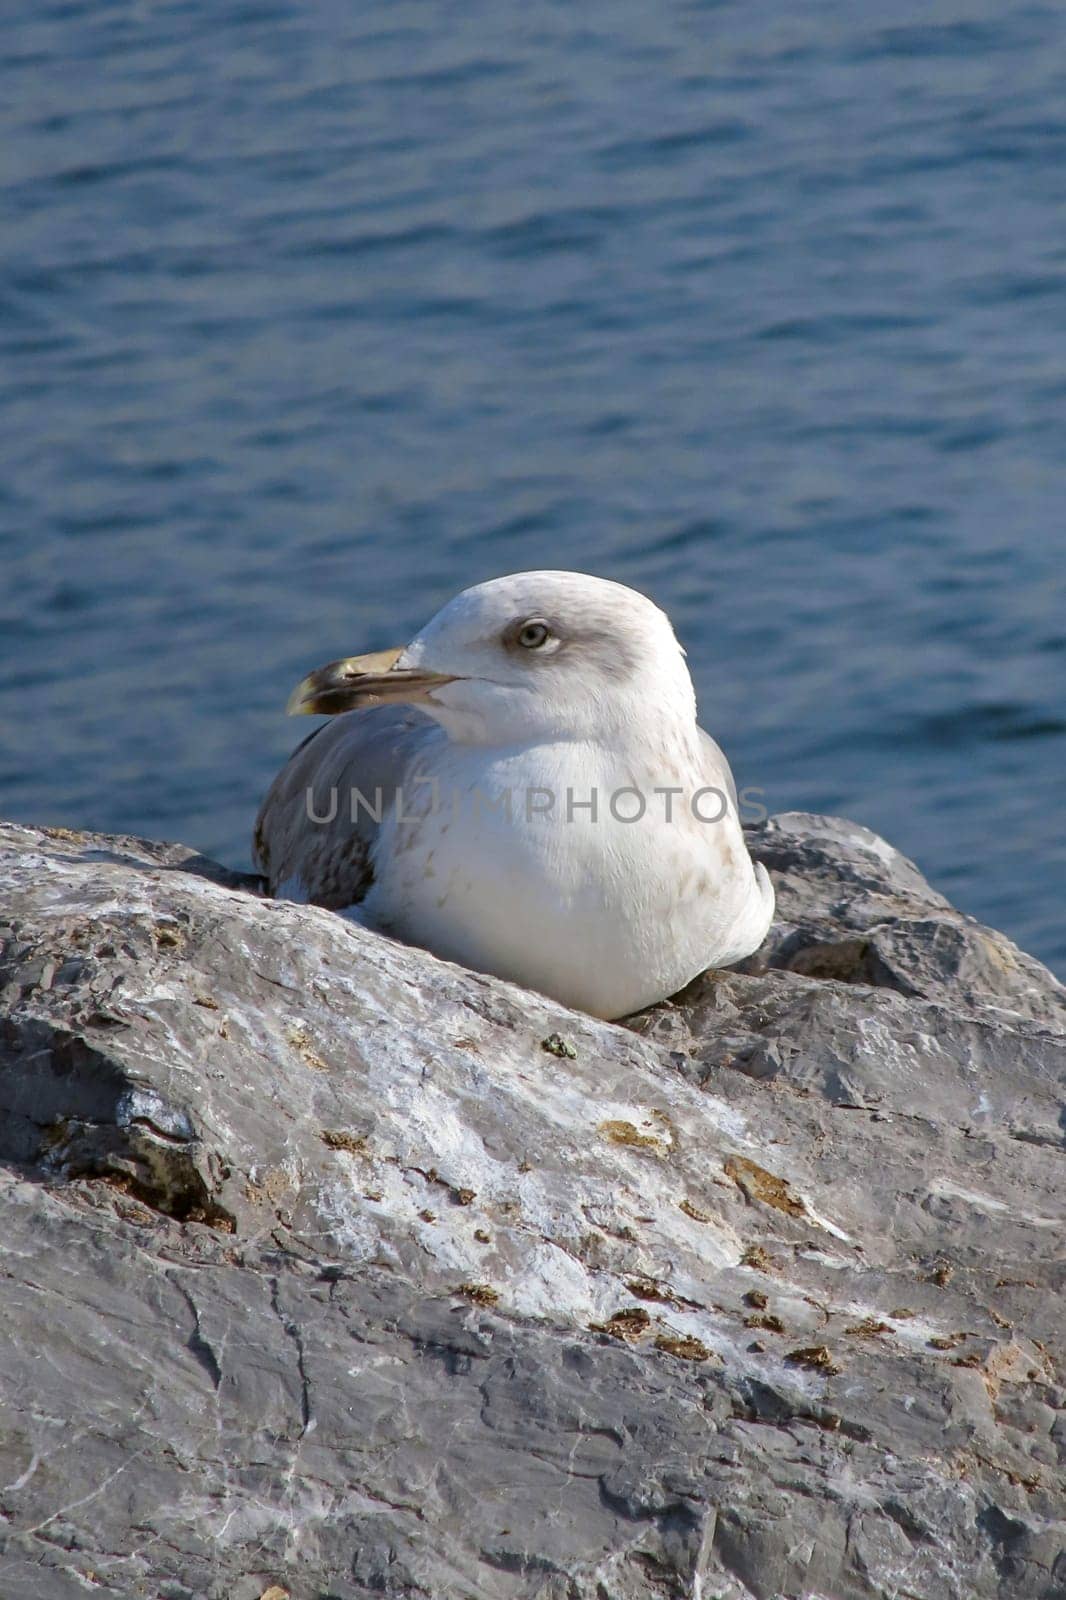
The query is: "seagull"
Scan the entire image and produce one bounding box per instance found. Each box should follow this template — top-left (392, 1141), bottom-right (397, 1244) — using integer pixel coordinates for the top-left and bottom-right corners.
top-left (253, 571), bottom-right (773, 1019)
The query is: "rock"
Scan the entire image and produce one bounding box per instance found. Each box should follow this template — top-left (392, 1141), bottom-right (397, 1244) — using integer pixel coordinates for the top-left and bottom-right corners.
top-left (0, 813), bottom-right (1063, 1600)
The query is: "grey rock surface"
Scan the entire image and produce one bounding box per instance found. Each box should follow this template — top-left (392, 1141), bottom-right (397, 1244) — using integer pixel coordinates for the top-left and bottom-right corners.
top-left (0, 814), bottom-right (1063, 1600)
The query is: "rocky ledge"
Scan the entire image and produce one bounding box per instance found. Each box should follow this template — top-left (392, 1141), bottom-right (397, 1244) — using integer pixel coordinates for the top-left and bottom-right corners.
top-left (0, 814), bottom-right (1063, 1600)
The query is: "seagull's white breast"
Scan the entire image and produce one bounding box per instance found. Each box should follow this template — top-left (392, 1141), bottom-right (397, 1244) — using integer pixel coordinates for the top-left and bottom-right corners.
top-left (361, 736), bottom-right (771, 1019)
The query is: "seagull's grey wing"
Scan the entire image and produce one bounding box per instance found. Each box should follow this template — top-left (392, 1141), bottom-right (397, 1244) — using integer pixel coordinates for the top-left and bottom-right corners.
top-left (253, 704), bottom-right (443, 909)
top-left (698, 723), bottom-right (775, 926)
top-left (696, 724), bottom-right (739, 813)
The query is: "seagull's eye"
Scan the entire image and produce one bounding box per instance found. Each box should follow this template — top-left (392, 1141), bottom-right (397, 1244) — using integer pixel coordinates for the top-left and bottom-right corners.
top-left (516, 619), bottom-right (552, 650)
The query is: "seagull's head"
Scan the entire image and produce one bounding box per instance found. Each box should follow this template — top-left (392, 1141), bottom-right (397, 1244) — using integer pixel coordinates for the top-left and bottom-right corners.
top-left (287, 570), bottom-right (698, 746)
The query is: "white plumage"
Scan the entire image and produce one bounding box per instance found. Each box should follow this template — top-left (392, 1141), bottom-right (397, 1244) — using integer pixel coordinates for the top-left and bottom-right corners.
top-left (254, 571), bottom-right (773, 1018)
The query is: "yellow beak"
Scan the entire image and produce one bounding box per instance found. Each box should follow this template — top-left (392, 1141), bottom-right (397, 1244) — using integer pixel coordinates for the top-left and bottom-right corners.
top-left (286, 646), bottom-right (457, 716)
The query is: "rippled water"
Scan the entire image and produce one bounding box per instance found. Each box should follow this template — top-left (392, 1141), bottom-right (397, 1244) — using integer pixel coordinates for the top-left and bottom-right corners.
top-left (2, 1), bottom-right (1063, 972)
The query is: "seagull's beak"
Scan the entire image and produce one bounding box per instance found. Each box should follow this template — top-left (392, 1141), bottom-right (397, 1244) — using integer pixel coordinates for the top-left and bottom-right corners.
top-left (286, 646), bottom-right (458, 716)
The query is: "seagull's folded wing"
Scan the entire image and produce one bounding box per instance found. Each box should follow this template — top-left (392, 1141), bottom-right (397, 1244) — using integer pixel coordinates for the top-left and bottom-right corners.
top-left (697, 724), bottom-right (739, 813)
top-left (252, 705), bottom-right (443, 909)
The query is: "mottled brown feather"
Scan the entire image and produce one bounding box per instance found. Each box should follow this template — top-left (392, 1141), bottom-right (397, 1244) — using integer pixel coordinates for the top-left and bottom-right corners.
top-left (252, 704), bottom-right (442, 909)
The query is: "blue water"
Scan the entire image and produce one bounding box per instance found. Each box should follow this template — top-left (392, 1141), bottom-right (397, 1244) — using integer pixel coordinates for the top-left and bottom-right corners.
top-left (1, 1), bottom-right (1063, 974)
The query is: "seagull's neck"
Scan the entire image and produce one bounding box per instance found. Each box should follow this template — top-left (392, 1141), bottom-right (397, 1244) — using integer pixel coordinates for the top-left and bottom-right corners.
top-left (612, 714), bottom-right (705, 785)
top-left (426, 675), bottom-right (704, 774)
top-left (442, 711), bottom-right (705, 786)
